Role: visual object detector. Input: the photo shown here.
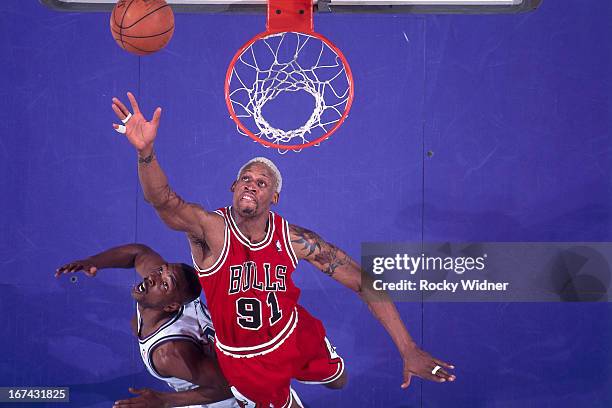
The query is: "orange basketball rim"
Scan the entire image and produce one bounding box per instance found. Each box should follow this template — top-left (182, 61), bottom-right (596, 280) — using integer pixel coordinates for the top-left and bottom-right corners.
top-left (225, 0), bottom-right (354, 151)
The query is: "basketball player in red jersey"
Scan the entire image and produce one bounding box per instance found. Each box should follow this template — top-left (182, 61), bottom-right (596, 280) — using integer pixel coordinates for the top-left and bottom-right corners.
top-left (111, 92), bottom-right (456, 407)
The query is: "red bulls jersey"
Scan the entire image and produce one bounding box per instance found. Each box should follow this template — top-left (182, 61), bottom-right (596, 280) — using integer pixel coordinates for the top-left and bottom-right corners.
top-left (192, 206), bottom-right (300, 358)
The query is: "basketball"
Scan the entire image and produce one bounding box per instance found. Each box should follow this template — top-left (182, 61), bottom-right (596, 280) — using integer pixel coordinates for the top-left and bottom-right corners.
top-left (110, 0), bottom-right (175, 56)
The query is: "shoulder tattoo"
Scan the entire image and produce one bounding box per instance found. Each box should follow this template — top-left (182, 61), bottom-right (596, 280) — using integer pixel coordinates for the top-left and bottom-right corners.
top-left (290, 225), bottom-right (322, 257)
top-left (290, 225), bottom-right (349, 277)
top-left (314, 243), bottom-right (350, 277)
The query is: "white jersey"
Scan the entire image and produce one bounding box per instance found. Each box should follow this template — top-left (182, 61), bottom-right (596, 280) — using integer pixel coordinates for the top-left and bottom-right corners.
top-left (137, 298), bottom-right (239, 408)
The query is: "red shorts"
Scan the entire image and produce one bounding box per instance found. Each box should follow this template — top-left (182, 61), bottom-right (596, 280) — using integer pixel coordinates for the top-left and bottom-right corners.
top-left (215, 305), bottom-right (344, 408)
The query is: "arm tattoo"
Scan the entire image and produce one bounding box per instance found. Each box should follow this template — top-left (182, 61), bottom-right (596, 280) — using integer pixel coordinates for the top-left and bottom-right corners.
top-left (314, 243), bottom-right (350, 277)
top-left (290, 225), bottom-right (349, 277)
top-left (290, 225), bottom-right (321, 257)
top-left (138, 151), bottom-right (155, 165)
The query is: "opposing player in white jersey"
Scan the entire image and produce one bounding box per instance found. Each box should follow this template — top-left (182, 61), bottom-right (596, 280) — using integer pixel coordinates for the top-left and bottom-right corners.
top-left (111, 92), bottom-right (456, 407)
top-left (56, 244), bottom-right (238, 408)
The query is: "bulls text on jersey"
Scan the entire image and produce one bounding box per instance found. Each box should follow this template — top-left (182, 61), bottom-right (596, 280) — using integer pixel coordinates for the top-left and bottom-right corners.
top-left (228, 262), bottom-right (287, 294)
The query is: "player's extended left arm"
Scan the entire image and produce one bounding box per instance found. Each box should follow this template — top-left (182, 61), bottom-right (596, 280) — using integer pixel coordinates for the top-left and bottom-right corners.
top-left (289, 224), bottom-right (456, 388)
top-left (55, 244), bottom-right (165, 279)
top-left (112, 341), bottom-right (233, 408)
top-left (112, 386), bottom-right (228, 408)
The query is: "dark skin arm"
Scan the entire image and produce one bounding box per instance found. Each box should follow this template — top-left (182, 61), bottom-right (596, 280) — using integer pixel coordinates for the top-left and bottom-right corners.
top-left (110, 92), bottom-right (223, 240)
top-left (55, 244), bottom-right (165, 279)
top-left (113, 341), bottom-right (233, 408)
top-left (111, 93), bottom-right (226, 272)
top-left (289, 224), bottom-right (456, 388)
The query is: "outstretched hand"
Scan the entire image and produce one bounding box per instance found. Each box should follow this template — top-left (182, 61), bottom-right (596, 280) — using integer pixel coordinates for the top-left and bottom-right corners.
top-left (113, 387), bottom-right (167, 408)
top-left (55, 259), bottom-right (98, 278)
top-left (112, 92), bottom-right (162, 153)
top-left (401, 345), bottom-right (456, 388)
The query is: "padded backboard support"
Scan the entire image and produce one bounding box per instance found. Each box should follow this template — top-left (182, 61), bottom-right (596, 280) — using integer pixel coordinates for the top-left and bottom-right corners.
top-left (40, 0), bottom-right (543, 14)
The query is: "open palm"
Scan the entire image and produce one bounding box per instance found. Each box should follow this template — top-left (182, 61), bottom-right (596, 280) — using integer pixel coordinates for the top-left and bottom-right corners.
top-left (112, 92), bottom-right (162, 152)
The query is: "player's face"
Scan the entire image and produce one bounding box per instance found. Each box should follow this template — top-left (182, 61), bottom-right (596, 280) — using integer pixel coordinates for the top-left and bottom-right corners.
top-left (232, 163), bottom-right (279, 217)
top-left (131, 263), bottom-right (185, 311)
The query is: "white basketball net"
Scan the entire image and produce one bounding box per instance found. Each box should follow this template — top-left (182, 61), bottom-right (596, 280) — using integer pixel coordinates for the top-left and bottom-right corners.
top-left (227, 31), bottom-right (352, 148)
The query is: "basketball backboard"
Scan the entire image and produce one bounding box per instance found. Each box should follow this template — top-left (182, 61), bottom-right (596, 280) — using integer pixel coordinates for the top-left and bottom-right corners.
top-left (41, 0), bottom-right (542, 14)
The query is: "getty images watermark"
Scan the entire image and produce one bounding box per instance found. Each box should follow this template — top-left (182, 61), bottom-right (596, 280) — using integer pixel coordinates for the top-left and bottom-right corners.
top-left (361, 243), bottom-right (612, 302)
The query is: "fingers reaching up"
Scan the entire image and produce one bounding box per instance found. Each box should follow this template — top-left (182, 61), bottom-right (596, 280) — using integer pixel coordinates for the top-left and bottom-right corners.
top-left (112, 96), bottom-right (131, 120)
top-left (111, 92), bottom-right (162, 152)
top-left (151, 106), bottom-right (161, 127)
top-left (126, 92), bottom-right (141, 114)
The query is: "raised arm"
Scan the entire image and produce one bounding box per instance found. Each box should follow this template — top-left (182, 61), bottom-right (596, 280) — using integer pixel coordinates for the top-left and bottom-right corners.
top-left (55, 244), bottom-right (165, 279)
top-left (111, 92), bottom-right (218, 237)
top-left (113, 341), bottom-right (233, 408)
top-left (289, 224), bottom-right (456, 388)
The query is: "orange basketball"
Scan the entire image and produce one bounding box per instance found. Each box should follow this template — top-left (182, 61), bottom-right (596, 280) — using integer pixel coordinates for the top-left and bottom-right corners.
top-left (110, 0), bottom-right (175, 56)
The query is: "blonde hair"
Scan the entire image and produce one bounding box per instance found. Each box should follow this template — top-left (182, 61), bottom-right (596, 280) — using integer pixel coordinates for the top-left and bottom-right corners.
top-left (237, 157), bottom-right (283, 193)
